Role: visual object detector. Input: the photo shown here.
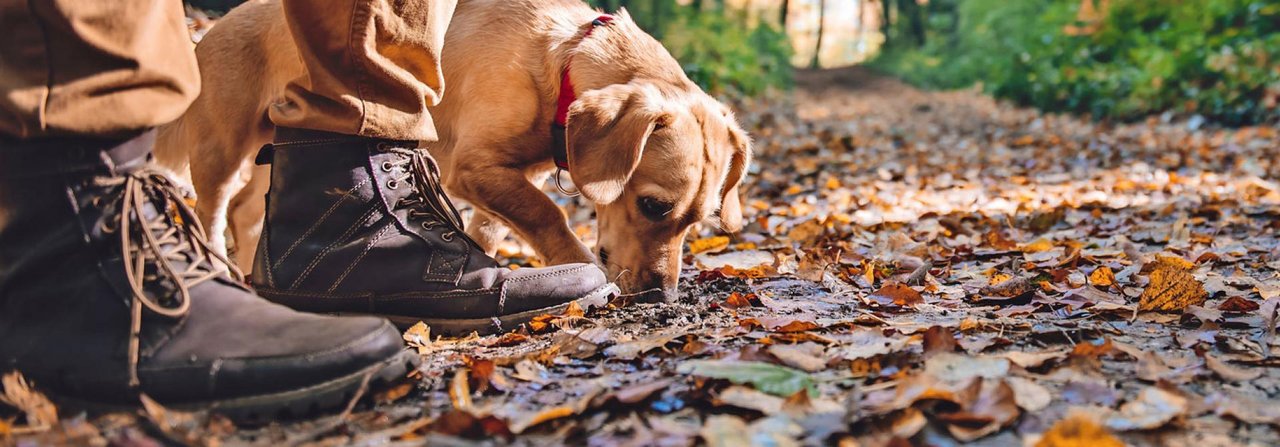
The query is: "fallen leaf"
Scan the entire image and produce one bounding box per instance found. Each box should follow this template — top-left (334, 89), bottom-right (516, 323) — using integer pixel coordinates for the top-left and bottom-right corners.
top-left (678, 360), bottom-right (816, 397)
top-left (924, 353), bottom-right (1010, 382)
top-left (700, 415), bottom-right (751, 447)
top-left (0, 372), bottom-right (56, 431)
top-left (939, 379), bottom-right (1020, 442)
top-left (402, 321), bottom-right (433, 355)
top-left (1007, 377), bottom-right (1052, 412)
top-left (449, 368), bottom-right (473, 411)
top-left (1106, 386), bottom-right (1188, 431)
top-left (1206, 391), bottom-right (1280, 425)
top-left (1088, 266), bottom-right (1115, 287)
top-left (615, 378), bottom-right (675, 404)
top-left (767, 343), bottom-right (828, 372)
top-left (1002, 348), bottom-right (1070, 369)
top-left (922, 325), bottom-right (957, 358)
top-left (1138, 256), bottom-right (1208, 312)
top-left (1203, 353), bottom-right (1261, 382)
top-left (604, 330), bottom-right (686, 360)
top-left (869, 282), bottom-right (924, 308)
top-left (689, 236), bottom-right (731, 254)
top-left (1036, 410), bottom-right (1124, 447)
top-left (1218, 296), bottom-right (1260, 312)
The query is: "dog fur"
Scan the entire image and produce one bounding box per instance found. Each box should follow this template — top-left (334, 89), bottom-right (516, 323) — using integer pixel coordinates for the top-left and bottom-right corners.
top-left (155, 0), bottom-right (752, 298)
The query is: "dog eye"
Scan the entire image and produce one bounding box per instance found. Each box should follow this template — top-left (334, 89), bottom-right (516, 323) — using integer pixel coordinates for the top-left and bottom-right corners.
top-left (637, 196), bottom-right (674, 221)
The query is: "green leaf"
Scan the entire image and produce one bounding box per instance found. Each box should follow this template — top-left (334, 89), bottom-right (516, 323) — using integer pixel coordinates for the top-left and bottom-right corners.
top-left (677, 360), bottom-right (816, 398)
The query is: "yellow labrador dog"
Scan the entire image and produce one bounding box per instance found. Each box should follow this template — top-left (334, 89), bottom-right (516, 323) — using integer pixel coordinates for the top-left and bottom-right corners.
top-left (156, 0), bottom-right (752, 301)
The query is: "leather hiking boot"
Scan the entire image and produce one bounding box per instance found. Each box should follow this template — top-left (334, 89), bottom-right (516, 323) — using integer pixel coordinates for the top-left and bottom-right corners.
top-left (0, 131), bottom-right (416, 423)
top-left (252, 128), bottom-right (618, 335)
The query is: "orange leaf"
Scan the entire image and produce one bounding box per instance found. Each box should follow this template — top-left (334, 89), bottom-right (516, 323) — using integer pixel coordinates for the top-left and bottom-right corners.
top-left (1035, 411), bottom-right (1124, 447)
top-left (871, 282), bottom-right (924, 307)
top-left (1138, 256), bottom-right (1207, 312)
top-left (1088, 266), bottom-right (1115, 287)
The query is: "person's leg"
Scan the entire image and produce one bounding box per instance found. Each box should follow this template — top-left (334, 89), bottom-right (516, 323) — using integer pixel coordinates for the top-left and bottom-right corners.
top-left (0, 0), bottom-right (414, 421)
top-left (269, 0), bottom-right (454, 141)
top-left (254, 0), bottom-right (617, 335)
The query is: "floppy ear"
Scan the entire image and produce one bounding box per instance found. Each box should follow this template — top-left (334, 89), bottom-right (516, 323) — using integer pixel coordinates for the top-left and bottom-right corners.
top-left (718, 119), bottom-right (752, 233)
top-left (566, 84), bottom-right (664, 204)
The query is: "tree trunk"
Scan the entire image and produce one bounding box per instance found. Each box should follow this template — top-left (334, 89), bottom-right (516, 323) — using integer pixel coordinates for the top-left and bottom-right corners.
top-left (881, 0), bottom-right (892, 47)
top-left (901, 0), bottom-right (926, 46)
top-left (779, 0), bottom-right (789, 29)
top-left (811, 0), bottom-right (826, 69)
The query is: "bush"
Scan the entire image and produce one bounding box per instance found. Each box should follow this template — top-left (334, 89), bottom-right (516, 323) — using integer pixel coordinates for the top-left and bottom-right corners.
top-left (660, 12), bottom-right (794, 96)
top-left (871, 0), bottom-right (1280, 125)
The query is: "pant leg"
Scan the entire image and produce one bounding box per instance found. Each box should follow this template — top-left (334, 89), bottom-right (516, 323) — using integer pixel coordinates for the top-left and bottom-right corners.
top-left (0, 0), bottom-right (199, 139)
top-left (270, 0), bottom-right (456, 142)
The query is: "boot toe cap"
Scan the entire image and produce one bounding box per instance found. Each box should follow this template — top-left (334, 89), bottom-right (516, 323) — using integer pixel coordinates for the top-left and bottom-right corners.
top-left (499, 263), bottom-right (610, 313)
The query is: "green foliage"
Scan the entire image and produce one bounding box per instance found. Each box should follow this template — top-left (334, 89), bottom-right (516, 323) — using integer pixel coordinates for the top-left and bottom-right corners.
top-left (660, 12), bottom-right (794, 96)
top-left (677, 359), bottom-right (817, 397)
top-left (871, 0), bottom-right (1280, 125)
top-left (588, 0), bottom-right (793, 96)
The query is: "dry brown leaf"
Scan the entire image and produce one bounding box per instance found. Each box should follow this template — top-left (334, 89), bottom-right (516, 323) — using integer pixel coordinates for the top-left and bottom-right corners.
top-left (938, 379), bottom-right (1020, 442)
top-left (1106, 386), bottom-right (1188, 431)
top-left (1138, 256), bottom-right (1208, 312)
top-left (449, 368), bottom-right (473, 411)
top-left (1036, 410), bottom-right (1124, 447)
top-left (1088, 266), bottom-right (1115, 287)
top-left (1203, 353), bottom-right (1262, 382)
top-left (767, 343), bottom-right (828, 372)
top-left (869, 282), bottom-right (924, 308)
top-left (0, 372), bottom-right (57, 431)
top-left (689, 236), bottom-right (731, 254)
top-left (1002, 348), bottom-right (1070, 369)
top-left (1217, 296), bottom-right (1260, 312)
top-left (402, 321), bottom-right (433, 354)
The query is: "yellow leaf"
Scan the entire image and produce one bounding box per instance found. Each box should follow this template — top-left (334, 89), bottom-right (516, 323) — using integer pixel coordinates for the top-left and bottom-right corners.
top-left (402, 322), bottom-right (433, 354)
top-left (1023, 238), bottom-right (1055, 253)
top-left (1036, 411), bottom-right (1124, 447)
top-left (1153, 254), bottom-right (1194, 270)
top-left (689, 236), bottom-right (731, 255)
top-left (0, 372), bottom-right (57, 430)
top-left (1088, 266), bottom-right (1115, 287)
top-left (449, 368), bottom-right (473, 411)
top-left (1139, 256), bottom-right (1208, 312)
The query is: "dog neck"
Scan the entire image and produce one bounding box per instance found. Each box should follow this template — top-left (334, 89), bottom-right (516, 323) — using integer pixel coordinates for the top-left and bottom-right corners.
top-left (549, 11), bottom-right (692, 172)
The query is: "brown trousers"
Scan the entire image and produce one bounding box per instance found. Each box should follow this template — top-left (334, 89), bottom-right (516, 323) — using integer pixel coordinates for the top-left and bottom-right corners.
top-left (0, 0), bottom-right (453, 142)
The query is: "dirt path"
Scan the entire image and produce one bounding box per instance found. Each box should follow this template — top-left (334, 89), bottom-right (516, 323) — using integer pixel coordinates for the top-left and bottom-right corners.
top-left (8, 68), bottom-right (1280, 447)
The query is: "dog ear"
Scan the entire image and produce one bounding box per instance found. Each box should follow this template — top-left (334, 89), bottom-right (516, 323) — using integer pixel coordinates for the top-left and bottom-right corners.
top-left (566, 84), bottom-right (664, 205)
top-left (718, 119), bottom-right (752, 233)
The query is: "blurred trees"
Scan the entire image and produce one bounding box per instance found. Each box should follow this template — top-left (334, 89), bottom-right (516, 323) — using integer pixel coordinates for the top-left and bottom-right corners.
top-left (586, 0), bottom-right (794, 96)
top-left (870, 0), bottom-right (1280, 125)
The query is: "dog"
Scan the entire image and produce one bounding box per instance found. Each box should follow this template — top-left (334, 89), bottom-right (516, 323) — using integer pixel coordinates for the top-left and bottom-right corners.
top-left (155, 0), bottom-right (752, 301)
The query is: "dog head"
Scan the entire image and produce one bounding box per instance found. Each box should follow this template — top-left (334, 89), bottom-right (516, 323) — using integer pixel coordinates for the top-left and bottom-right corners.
top-left (566, 82), bottom-right (751, 302)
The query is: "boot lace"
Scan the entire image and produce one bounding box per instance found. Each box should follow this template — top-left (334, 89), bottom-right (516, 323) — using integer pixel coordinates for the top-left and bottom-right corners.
top-left (380, 145), bottom-right (467, 242)
top-left (98, 169), bottom-right (243, 387)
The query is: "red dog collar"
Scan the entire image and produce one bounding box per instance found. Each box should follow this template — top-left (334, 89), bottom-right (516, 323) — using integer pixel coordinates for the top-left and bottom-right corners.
top-left (551, 15), bottom-right (615, 172)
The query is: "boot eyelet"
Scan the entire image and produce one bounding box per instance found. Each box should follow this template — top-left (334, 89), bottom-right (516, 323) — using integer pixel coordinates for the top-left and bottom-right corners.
top-left (387, 180), bottom-right (399, 190)
top-left (442, 231), bottom-right (455, 242)
top-left (381, 161), bottom-right (394, 172)
top-left (375, 142), bottom-right (392, 152)
top-left (421, 222), bottom-right (435, 230)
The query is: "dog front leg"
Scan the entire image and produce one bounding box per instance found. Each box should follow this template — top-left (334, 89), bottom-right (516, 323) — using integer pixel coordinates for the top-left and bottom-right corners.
top-left (448, 165), bottom-right (593, 266)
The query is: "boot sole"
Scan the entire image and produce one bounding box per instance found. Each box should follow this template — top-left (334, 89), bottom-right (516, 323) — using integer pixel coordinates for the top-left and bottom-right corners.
top-left (390, 282), bottom-right (621, 335)
top-left (48, 349), bottom-right (419, 425)
top-left (340, 282), bottom-right (621, 336)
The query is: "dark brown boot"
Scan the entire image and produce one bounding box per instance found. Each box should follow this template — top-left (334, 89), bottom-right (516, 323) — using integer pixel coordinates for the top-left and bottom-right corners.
top-left (252, 128), bottom-right (618, 335)
top-left (0, 131), bottom-right (416, 423)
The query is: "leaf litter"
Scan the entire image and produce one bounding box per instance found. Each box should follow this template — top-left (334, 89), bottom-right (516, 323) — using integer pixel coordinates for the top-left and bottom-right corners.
top-left (5, 67), bottom-right (1280, 446)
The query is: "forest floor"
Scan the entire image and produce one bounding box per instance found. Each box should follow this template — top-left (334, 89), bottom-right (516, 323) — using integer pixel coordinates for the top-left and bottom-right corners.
top-left (5, 67), bottom-right (1280, 447)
